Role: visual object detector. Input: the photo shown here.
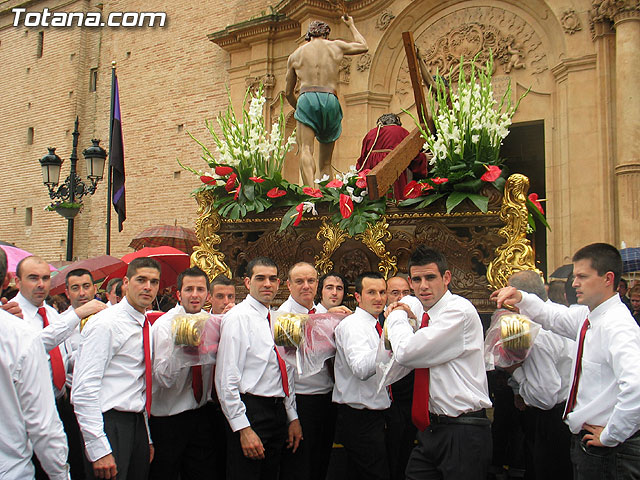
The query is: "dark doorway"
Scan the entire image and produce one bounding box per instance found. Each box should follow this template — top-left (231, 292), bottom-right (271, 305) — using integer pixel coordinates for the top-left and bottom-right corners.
top-left (500, 121), bottom-right (547, 277)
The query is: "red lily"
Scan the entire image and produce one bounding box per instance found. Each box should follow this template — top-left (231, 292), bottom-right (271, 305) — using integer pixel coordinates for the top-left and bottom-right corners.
top-left (200, 176), bottom-right (216, 185)
top-left (267, 187), bottom-right (286, 198)
top-left (215, 166), bottom-right (233, 176)
top-left (404, 181), bottom-right (423, 199)
top-left (528, 193), bottom-right (544, 214)
top-left (249, 176), bottom-right (265, 183)
top-left (303, 187), bottom-right (322, 198)
top-left (326, 179), bottom-right (344, 188)
top-left (293, 203), bottom-right (304, 226)
top-left (225, 173), bottom-right (237, 192)
top-left (480, 165), bottom-right (502, 182)
top-left (339, 194), bottom-right (354, 219)
top-left (431, 177), bottom-right (449, 184)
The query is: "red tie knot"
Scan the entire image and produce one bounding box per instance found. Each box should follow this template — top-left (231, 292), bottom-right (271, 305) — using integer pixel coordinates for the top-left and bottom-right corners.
top-left (308, 308), bottom-right (316, 314)
top-left (420, 312), bottom-right (430, 329)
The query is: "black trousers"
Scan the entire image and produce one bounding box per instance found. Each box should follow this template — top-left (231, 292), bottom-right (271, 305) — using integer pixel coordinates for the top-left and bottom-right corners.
top-left (524, 403), bottom-right (573, 480)
top-left (279, 393), bottom-right (336, 480)
top-left (405, 412), bottom-right (492, 480)
top-left (570, 429), bottom-right (640, 480)
top-left (385, 397), bottom-right (417, 480)
top-left (335, 404), bottom-right (390, 480)
top-left (84, 410), bottom-right (150, 480)
top-left (149, 403), bottom-right (223, 480)
top-left (226, 394), bottom-right (288, 480)
top-left (34, 393), bottom-right (85, 480)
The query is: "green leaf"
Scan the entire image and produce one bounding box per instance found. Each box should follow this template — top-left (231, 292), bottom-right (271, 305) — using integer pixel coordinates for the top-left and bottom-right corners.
top-left (526, 199), bottom-right (551, 231)
top-left (453, 178), bottom-right (483, 192)
top-left (417, 193), bottom-right (445, 208)
top-left (492, 176), bottom-right (506, 192)
top-left (398, 197), bottom-right (425, 207)
top-left (279, 204), bottom-right (301, 232)
top-left (445, 192), bottom-right (469, 213)
top-left (466, 193), bottom-right (489, 213)
top-left (228, 204), bottom-right (241, 219)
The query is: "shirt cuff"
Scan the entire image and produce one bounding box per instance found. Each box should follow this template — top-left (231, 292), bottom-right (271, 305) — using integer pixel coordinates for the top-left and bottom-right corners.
top-left (228, 414), bottom-right (251, 432)
top-left (49, 466), bottom-right (70, 480)
top-left (285, 404), bottom-right (298, 423)
top-left (511, 367), bottom-right (525, 384)
top-left (85, 434), bottom-right (112, 463)
top-left (599, 428), bottom-right (620, 447)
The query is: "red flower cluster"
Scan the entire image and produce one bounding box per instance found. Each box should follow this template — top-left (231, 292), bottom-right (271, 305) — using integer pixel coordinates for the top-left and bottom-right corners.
top-left (215, 166), bottom-right (233, 176)
top-left (303, 187), bottom-right (322, 198)
top-left (225, 173), bottom-right (238, 192)
top-left (355, 169), bottom-right (371, 189)
top-left (403, 181), bottom-right (434, 199)
top-left (480, 165), bottom-right (501, 182)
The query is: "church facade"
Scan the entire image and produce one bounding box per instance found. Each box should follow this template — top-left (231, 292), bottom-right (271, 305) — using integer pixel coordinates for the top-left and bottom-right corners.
top-left (1, 0), bottom-right (638, 273)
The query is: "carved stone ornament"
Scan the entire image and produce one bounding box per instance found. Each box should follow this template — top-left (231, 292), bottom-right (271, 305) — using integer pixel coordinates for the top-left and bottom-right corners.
top-left (376, 10), bottom-right (395, 30)
top-left (486, 174), bottom-right (541, 289)
top-left (339, 57), bottom-right (352, 84)
top-left (245, 73), bottom-right (276, 94)
top-left (356, 53), bottom-right (372, 72)
top-left (561, 9), bottom-right (582, 34)
top-left (397, 7), bottom-right (548, 99)
top-left (591, 0), bottom-right (640, 23)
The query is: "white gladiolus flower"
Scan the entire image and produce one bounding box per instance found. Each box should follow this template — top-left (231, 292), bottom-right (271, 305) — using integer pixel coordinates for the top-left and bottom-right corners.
top-left (315, 174), bottom-right (330, 184)
top-left (302, 202), bottom-right (317, 216)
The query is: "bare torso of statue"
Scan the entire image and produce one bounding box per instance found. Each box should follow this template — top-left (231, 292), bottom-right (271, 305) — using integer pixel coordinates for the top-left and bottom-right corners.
top-left (286, 16), bottom-right (368, 186)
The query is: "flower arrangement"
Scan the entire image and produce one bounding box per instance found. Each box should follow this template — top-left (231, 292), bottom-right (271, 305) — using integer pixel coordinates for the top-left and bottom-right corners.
top-left (400, 54), bottom-right (529, 214)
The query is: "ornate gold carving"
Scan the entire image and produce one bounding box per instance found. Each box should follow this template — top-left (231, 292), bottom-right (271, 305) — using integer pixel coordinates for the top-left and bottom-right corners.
top-left (355, 217), bottom-right (398, 278)
top-left (376, 10), bottom-right (395, 30)
top-left (191, 191), bottom-right (232, 280)
top-left (561, 9), bottom-right (582, 34)
top-left (356, 53), bottom-right (372, 72)
top-left (314, 220), bottom-right (350, 274)
top-left (486, 174), bottom-right (540, 290)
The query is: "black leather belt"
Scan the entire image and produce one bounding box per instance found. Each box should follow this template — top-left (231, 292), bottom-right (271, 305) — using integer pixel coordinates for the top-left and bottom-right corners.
top-left (429, 409), bottom-right (490, 426)
top-left (241, 393), bottom-right (284, 405)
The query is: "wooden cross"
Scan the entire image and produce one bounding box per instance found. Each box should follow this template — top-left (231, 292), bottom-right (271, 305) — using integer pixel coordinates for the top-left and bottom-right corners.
top-left (365, 31), bottom-right (437, 200)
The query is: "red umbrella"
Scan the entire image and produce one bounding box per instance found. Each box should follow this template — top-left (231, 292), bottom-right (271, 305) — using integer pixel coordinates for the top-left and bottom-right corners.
top-left (49, 255), bottom-right (127, 295)
top-left (129, 225), bottom-right (198, 254)
top-left (102, 246), bottom-right (191, 290)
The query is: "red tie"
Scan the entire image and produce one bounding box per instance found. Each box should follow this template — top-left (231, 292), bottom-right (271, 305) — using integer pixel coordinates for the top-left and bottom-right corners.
top-left (143, 316), bottom-right (152, 416)
top-left (37, 307), bottom-right (66, 391)
top-left (412, 312), bottom-right (431, 431)
top-left (192, 365), bottom-right (203, 403)
top-left (564, 318), bottom-right (590, 419)
top-left (268, 312), bottom-right (289, 397)
top-left (375, 321), bottom-right (383, 337)
top-left (308, 308), bottom-right (316, 314)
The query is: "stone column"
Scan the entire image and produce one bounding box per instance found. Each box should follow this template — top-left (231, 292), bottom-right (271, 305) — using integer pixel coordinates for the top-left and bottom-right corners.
top-left (613, 6), bottom-right (640, 246)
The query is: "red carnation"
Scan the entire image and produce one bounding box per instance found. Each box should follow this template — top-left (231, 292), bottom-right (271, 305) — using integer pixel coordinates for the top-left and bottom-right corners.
top-left (200, 176), bottom-right (216, 185)
top-left (215, 166), bottom-right (233, 176)
top-left (303, 187), bottom-right (323, 198)
top-left (339, 194), bottom-right (354, 219)
top-left (267, 187), bottom-right (286, 198)
top-left (249, 176), bottom-right (265, 183)
top-left (225, 173), bottom-right (237, 192)
top-left (480, 165), bottom-right (502, 182)
top-left (528, 193), bottom-right (544, 214)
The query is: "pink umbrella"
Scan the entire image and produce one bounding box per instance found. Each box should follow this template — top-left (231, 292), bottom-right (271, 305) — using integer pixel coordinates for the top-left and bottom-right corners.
top-left (0, 245), bottom-right (57, 274)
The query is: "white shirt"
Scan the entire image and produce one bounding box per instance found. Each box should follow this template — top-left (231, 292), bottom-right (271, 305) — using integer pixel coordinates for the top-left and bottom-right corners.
top-left (386, 291), bottom-right (492, 416)
top-left (511, 328), bottom-right (574, 409)
top-left (333, 307), bottom-right (390, 410)
top-left (315, 303), bottom-right (328, 314)
top-left (71, 297), bottom-right (151, 462)
top-left (278, 295), bottom-right (333, 395)
top-left (14, 292), bottom-right (79, 397)
top-left (0, 310), bottom-right (69, 480)
top-left (516, 292), bottom-right (640, 446)
top-left (62, 306), bottom-right (84, 388)
top-left (151, 304), bottom-right (214, 416)
top-left (215, 295), bottom-right (297, 432)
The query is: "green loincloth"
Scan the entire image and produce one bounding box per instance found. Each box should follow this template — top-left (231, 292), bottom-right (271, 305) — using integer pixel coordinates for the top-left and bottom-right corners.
top-left (294, 92), bottom-right (343, 144)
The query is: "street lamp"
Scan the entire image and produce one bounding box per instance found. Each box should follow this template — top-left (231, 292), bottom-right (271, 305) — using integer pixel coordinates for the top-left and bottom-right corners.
top-left (39, 117), bottom-right (107, 261)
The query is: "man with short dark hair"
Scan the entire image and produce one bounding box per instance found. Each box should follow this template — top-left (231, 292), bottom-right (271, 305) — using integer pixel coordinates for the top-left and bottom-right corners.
top-left (150, 267), bottom-right (218, 480)
top-left (0, 247), bottom-right (70, 480)
top-left (333, 271), bottom-right (391, 480)
top-left (315, 272), bottom-right (347, 313)
top-left (386, 246), bottom-right (492, 480)
top-left (493, 243), bottom-right (640, 479)
top-left (105, 278), bottom-right (123, 306)
top-left (72, 257), bottom-right (162, 480)
top-left (216, 257), bottom-right (301, 480)
top-left (210, 274), bottom-right (236, 315)
top-left (14, 256), bottom-right (105, 479)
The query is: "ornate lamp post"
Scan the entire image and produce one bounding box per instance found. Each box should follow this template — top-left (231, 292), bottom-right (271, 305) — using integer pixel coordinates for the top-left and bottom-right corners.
top-left (39, 117), bottom-right (107, 261)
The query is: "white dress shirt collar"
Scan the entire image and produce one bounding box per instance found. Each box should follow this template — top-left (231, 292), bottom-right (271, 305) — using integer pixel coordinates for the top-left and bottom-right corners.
top-left (424, 290), bottom-right (453, 317)
top-left (244, 294), bottom-right (271, 318)
top-left (354, 306), bottom-right (378, 325)
top-left (588, 293), bottom-right (622, 324)
top-left (120, 296), bottom-right (146, 327)
top-left (14, 291), bottom-right (42, 317)
top-left (282, 295), bottom-right (316, 313)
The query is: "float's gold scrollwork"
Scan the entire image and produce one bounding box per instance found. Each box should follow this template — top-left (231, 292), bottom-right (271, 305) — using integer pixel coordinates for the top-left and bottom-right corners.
top-left (315, 220), bottom-right (350, 275)
top-left (486, 174), bottom-right (540, 289)
top-left (355, 217), bottom-right (398, 279)
top-left (191, 191), bottom-right (232, 280)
